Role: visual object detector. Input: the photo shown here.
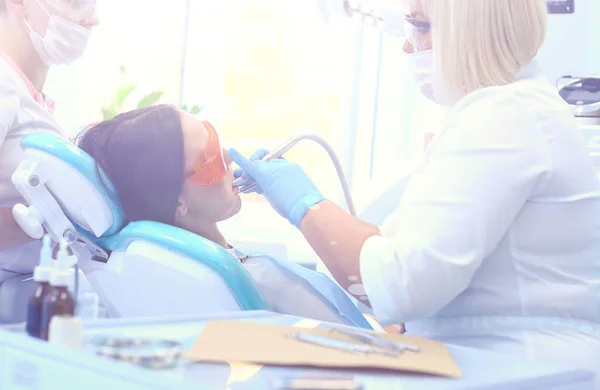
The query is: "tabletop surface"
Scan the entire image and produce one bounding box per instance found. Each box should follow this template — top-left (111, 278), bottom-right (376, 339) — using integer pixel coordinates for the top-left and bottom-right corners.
top-left (0, 311), bottom-right (596, 390)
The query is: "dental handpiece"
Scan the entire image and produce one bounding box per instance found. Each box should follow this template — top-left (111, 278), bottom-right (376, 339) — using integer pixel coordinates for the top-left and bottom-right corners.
top-left (232, 138), bottom-right (298, 193)
top-left (233, 134), bottom-right (357, 217)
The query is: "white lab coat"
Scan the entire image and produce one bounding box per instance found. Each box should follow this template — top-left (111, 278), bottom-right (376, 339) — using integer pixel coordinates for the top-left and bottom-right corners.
top-left (0, 55), bottom-right (66, 282)
top-left (360, 61), bottom-right (600, 379)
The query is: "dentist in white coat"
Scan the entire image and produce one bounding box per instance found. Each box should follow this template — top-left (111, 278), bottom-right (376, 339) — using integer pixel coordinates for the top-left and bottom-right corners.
top-left (0, 0), bottom-right (98, 282)
top-left (231, 0), bottom-right (600, 382)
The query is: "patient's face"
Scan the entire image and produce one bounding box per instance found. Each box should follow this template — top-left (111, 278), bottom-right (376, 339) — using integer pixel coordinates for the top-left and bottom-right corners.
top-left (177, 112), bottom-right (242, 225)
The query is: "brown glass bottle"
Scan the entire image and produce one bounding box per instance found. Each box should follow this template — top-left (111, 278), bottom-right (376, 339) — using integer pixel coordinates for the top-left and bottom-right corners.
top-left (26, 282), bottom-right (53, 339)
top-left (40, 285), bottom-right (75, 341)
top-left (41, 238), bottom-right (75, 341)
top-left (27, 235), bottom-right (55, 339)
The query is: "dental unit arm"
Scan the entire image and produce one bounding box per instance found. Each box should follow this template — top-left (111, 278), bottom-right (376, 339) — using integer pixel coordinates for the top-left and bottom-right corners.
top-left (318, 0), bottom-right (406, 37)
top-left (233, 134), bottom-right (357, 217)
top-left (11, 137), bottom-right (118, 264)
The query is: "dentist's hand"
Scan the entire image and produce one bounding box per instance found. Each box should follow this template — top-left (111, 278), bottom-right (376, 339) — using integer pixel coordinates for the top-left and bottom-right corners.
top-left (233, 148), bottom-right (269, 194)
top-left (229, 148), bottom-right (326, 228)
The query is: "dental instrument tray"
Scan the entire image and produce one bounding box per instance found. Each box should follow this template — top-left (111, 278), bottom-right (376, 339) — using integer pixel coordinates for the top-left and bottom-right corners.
top-left (86, 336), bottom-right (183, 369)
top-left (183, 320), bottom-right (462, 378)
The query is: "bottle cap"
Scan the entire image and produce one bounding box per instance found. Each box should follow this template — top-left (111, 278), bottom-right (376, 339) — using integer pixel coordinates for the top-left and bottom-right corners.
top-left (48, 315), bottom-right (83, 350)
top-left (50, 238), bottom-right (70, 287)
top-left (33, 267), bottom-right (53, 283)
top-left (50, 270), bottom-right (71, 287)
top-left (34, 235), bottom-right (53, 282)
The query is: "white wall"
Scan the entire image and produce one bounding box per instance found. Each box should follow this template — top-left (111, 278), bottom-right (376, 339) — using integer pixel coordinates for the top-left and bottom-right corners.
top-left (44, 0), bottom-right (188, 134)
top-left (537, 1), bottom-right (600, 83)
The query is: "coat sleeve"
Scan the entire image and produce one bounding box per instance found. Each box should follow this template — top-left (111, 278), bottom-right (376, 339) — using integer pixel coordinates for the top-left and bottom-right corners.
top-left (0, 74), bottom-right (20, 149)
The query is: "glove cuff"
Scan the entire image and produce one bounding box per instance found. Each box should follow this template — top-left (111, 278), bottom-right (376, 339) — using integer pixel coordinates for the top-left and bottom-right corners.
top-left (288, 191), bottom-right (327, 228)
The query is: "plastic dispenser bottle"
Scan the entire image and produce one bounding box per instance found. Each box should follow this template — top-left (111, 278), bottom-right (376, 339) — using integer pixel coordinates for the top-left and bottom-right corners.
top-left (25, 235), bottom-right (54, 339)
top-left (40, 238), bottom-right (75, 341)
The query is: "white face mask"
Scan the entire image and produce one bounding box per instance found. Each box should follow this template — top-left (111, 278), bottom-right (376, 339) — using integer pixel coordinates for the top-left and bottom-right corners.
top-left (409, 49), bottom-right (435, 102)
top-left (24, 1), bottom-right (91, 67)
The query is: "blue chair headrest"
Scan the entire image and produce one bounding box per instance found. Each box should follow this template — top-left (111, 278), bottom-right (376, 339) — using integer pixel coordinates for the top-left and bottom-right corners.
top-left (21, 133), bottom-right (126, 236)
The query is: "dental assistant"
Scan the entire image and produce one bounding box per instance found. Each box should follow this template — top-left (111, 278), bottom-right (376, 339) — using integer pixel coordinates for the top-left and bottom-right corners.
top-left (231, 0), bottom-right (600, 378)
top-left (0, 0), bottom-right (97, 281)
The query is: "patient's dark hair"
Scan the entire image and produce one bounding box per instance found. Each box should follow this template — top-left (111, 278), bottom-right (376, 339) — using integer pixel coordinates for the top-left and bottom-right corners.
top-left (77, 105), bottom-right (185, 226)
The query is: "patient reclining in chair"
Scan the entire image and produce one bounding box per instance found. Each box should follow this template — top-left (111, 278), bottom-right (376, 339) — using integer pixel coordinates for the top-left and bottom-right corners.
top-left (76, 104), bottom-right (371, 328)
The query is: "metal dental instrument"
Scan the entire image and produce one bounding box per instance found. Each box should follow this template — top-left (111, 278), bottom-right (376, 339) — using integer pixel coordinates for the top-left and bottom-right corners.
top-left (88, 336), bottom-right (184, 369)
top-left (232, 134), bottom-right (357, 217)
top-left (286, 332), bottom-right (401, 357)
top-left (273, 377), bottom-right (364, 390)
top-left (329, 328), bottom-right (420, 353)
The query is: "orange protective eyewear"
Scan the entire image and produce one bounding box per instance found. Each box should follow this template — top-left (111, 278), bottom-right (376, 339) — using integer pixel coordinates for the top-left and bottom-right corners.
top-left (186, 121), bottom-right (227, 185)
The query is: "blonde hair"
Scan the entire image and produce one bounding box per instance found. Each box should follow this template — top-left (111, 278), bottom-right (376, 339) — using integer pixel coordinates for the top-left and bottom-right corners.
top-left (408, 0), bottom-right (431, 16)
top-left (429, 0), bottom-right (547, 103)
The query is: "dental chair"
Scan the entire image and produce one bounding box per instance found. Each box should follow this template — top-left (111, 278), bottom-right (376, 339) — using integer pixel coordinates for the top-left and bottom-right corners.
top-left (10, 133), bottom-right (372, 329)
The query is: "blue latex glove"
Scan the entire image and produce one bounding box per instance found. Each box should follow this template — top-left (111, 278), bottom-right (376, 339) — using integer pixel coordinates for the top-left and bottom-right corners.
top-left (233, 148), bottom-right (269, 194)
top-left (229, 148), bottom-right (326, 228)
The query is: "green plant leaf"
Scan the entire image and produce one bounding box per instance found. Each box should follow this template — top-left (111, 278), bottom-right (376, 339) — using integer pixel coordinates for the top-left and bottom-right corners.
top-left (102, 106), bottom-right (117, 120)
top-left (114, 84), bottom-right (137, 110)
top-left (181, 104), bottom-right (203, 115)
top-left (137, 91), bottom-right (164, 109)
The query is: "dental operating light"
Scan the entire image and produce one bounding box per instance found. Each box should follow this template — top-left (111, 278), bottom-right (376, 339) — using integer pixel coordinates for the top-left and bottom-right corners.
top-left (316, 0), bottom-right (405, 37)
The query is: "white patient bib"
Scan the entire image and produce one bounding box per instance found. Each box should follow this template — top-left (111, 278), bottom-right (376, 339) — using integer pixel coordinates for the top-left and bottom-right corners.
top-left (228, 246), bottom-right (370, 328)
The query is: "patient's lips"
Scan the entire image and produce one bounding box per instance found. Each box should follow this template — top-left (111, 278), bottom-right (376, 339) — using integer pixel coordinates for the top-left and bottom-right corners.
top-left (232, 185), bottom-right (239, 194)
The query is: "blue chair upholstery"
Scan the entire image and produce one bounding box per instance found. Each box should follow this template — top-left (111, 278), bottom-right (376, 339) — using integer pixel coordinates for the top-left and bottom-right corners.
top-left (100, 221), bottom-right (268, 311)
top-left (21, 132), bottom-right (125, 236)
